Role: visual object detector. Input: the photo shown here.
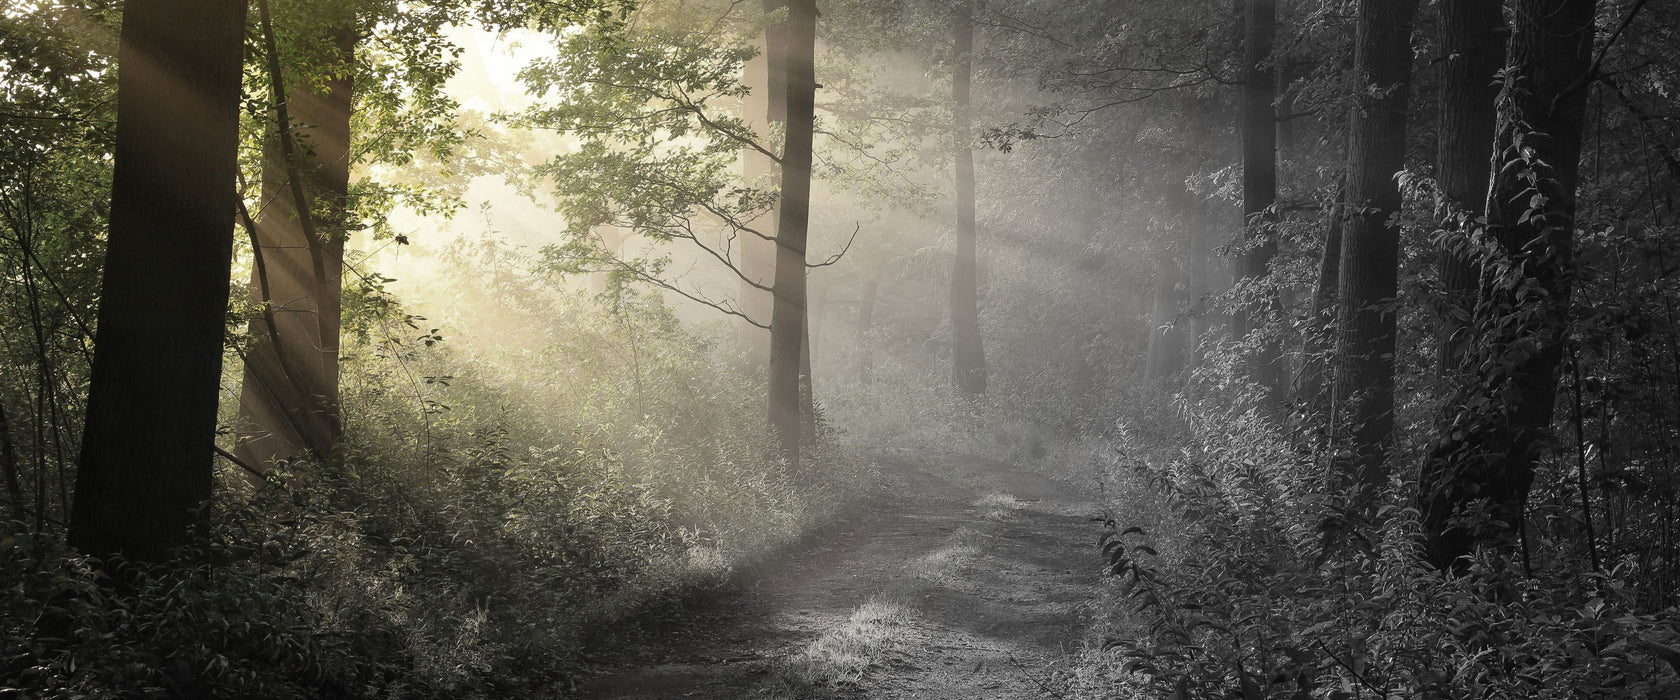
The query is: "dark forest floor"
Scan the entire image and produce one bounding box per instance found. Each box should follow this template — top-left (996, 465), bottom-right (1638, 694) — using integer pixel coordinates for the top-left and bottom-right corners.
top-left (571, 450), bottom-right (1102, 699)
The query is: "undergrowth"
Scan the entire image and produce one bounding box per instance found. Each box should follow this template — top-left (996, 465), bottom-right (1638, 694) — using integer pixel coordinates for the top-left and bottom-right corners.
top-left (1, 238), bottom-right (873, 698)
top-left (1072, 349), bottom-right (1680, 699)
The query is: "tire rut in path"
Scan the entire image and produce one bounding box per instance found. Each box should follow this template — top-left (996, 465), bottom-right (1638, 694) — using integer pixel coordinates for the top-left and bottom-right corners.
top-left (574, 450), bottom-right (1101, 699)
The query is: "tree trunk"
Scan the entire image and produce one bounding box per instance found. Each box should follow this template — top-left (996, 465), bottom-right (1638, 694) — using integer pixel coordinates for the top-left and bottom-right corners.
top-left (0, 398), bottom-right (19, 516)
top-left (1434, 0), bottom-right (1505, 375)
top-left (1144, 249), bottom-right (1185, 384)
top-left (951, 1), bottom-right (987, 398)
top-left (768, 0), bottom-right (816, 464)
top-left (1184, 104), bottom-right (1216, 366)
top-left (236, 16), bottom-right (353, 471)
top-left (1418, 0), bottom-right (1598, 572)
top-left (738, 0), bottom-right (787, 366)
top-left (800, 280), bottom-right (818, 442)
top-left (1237, 0), bottom-right (1282, 401)
top-left (1330, 0), bottom-right (1418, 504)
top-left (1186, 199), bottom-right (1213, 366)
top-left (71, 0), bottom-right (247, 564)
top-left (1296, 185), bottom-right (1344, 426)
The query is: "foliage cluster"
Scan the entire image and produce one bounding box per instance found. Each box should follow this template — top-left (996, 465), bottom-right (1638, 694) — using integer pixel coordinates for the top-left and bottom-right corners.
top-left (4, 0), bottom-right (878, 695)
top-left (1075, 358), bottom-right (1680, 699)
top-left (3, 239), bottom-right (870, 697)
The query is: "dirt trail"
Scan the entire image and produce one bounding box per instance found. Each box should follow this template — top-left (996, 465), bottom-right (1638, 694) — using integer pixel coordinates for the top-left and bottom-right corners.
top-left (574, 449), bottom-right (1102, 699)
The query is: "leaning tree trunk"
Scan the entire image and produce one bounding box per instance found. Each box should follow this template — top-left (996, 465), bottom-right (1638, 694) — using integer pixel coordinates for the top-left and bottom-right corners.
top-left (1418, 0), bottom-right (1598, 572)
top-left (1329, 0), bottom-right (1418, 505)
top-left (1433, 0), bottom-right (1506, 375)
top-left (950, 0), bottom-right (987, 397)
top-left (768, 0), bottom-right (817, 465)
top-left (236, 14), bottom-right (353, 472)
top-left (71, 0), bottom-right (248, 564)
top-left (1236, 0), bottom-right (1282, 403)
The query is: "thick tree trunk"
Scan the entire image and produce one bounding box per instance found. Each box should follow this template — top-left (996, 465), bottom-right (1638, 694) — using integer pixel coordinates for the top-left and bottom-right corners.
top-left (1330, 0), bottom-right (1418, 503)
top-left (1237, 0), bottom-right (1282, 401)
top-left (1418, 0), bottom-right (1598, 571)
top-left (71, 0), bottom-right (248, 564)
top-left (768, 0), bottom-right (816, 464)
top-left (1434, 0), bottom-right (1505, 375)
top-left (950, 1), bottom-right (987, 397)
top-left (738, 0), bottom-right (787, 366)
top-left (236, 18), bottom-right (353, 471)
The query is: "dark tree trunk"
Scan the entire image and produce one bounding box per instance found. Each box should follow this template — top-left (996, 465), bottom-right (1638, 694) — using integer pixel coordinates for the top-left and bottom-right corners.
top-left (0, 398), bottom-right (18, 515)
top-left (71, 0), bottom-right (248, 564)
top-left (738, 0), bottom-right (787, 366)
top-left (237, 15), bottom-right (353, 471)
top-left (951, 0), bottom-right (987, 397)
top-left (1237, 0), bottom-right (1282, 401)
top-left (768, 0), bottom-right (816, 464)
top-left (1330, 0), bottom-right (1418, 503)
top-left (1434, 0), bottom-right (1506, 374)
top-left (1418, 0), bottom-right (1598, 572)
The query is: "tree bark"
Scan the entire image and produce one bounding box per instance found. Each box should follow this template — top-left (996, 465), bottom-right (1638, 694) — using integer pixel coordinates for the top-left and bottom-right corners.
top-left (236, 11), bottom-right (352, 471)
top-left (1418, 0), bottom-right (1598, 572)
top-left (1434, 0), bottom-right (1506, 375)
top-left (1237, 0), bottom-right (1282, 401)
top-left (0, 397), bottom-right (19, 515)
top-left (1296, 185), bottom-right (1344, 426)
top-left (71, 0), bottom-right (248, 564)
top-left (950, 0), bottom-right (987, 398)
top-left (738, 0), bottom-right (787, 366)
top-left (768, 0), bottom-right (816, 464)
top-left (1330, 0), bottom-right (1418, 504)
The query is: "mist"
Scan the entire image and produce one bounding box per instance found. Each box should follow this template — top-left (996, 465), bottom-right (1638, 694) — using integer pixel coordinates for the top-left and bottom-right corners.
top-left (6, 0), bottom-right (1678, 697)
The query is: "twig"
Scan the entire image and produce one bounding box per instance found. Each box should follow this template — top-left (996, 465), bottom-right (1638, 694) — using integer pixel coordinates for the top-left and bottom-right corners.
top-left (808, 222), bottom-right (861, 269)
top-left (213, 445), bottom-right (269, 481)
top-left (1313, 639), bottom-right (1385, 697)
top-left (1006, 654), bottom-right (1068, 700)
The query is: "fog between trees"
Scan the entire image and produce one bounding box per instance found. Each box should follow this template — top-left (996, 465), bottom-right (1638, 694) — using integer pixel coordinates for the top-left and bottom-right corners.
top-left (5, 0), bottom-right (1680, 697)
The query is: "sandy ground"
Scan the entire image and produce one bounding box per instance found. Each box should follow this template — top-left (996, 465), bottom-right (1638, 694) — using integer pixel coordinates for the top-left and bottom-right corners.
top-left (572, 449), bottom-right (1103, 699)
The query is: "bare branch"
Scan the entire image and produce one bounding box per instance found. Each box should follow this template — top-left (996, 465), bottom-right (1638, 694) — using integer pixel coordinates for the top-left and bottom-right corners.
top-left (808, 221), bottom-right (861, 269)
top-left (564, 239), bottom-right (770, 329)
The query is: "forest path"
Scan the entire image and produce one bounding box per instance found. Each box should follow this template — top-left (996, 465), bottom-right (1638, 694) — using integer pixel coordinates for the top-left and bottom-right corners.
top-left (573, 449), bottom-right (1101, 699)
